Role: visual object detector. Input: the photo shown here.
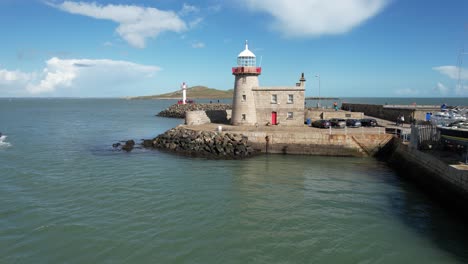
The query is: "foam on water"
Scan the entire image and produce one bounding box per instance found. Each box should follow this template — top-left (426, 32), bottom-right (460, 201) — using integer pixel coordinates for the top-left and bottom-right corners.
top-left (0, 135), bottom-right (11, 148)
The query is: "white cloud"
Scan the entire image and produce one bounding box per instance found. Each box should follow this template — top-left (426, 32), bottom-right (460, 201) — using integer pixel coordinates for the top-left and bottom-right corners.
top-left (241, 0), bottom-right (389, 37)
top-left (434, 82), bottom-right (449, 95)
top-left (51, 1), bottom-right (187, 48)
top-left (102, 41), bottom-right (113, 47)
top-left (1, 58), bottom-right (160, 96)
top-left (189, 17), bottom-right (204, 28)
top-left (433, 65), bottom-right (468, 80)
top-left (394, 88), bottom-right (420, 96)
top-left (191, 41), bottom-right (205, 49)
top-left (179, 3), bottom-right (199, 16)
top-left (207, 5), bottom-right (221, 13)
top-left (0, 68), bottom-right (34, 96)
top-left (29, 57), bottom-right (160, 95)
top-left (0, 69), bottom-right (32, 84)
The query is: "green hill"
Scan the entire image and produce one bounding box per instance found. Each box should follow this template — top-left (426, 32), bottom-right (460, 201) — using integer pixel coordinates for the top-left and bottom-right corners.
top-left (130, 86), bottom-right (234, 100)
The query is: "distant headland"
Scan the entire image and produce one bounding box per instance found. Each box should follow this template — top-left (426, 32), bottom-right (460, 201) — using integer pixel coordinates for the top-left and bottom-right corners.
top-left (129, 86), bottom-right (233, 100)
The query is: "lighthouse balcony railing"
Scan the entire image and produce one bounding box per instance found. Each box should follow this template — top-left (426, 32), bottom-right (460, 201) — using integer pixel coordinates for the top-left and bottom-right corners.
top-left (232, 67), bottom-right (262, 74)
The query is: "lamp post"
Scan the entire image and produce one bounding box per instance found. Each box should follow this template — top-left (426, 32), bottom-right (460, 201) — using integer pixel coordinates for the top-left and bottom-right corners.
top-left (315, 74), bottom-right (320, 108)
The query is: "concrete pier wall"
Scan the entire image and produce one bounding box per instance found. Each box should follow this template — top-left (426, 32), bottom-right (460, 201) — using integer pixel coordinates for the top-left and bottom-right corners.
top-left (387, 139), bottom-right (468, 203)
top-left (341, 103), bottom-right (441, 123)
top-left (305, 109), bottom-right (363, 121)
top-left (232, 130), bottom-right (392, 157)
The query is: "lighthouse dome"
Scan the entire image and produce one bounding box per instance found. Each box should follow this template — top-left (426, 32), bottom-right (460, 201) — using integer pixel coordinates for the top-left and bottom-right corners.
top-left (238, 42), bottom-right (256, 58)
top-left (237, 40), bottom-right (256, 67)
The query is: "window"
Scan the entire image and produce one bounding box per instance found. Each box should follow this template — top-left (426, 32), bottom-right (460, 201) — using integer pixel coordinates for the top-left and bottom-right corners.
top-left (288, 94), bottom-right (294, 104)
top-left (242, 114), bottom-right (246, 121)
top-left (287, 112), bottom-right (294, 119)
top-left (271, 94), bottom-right (278, 104)
top-left (242, 95), bottom-right (246, 101)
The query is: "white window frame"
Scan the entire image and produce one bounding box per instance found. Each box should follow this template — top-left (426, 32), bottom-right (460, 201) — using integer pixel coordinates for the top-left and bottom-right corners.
top-left (287, 112), bottom-right (294, 119)
top-left (287, 94), bottom-right (294, 104)
top-left (242, 114), bottom-right (246, 121)
top-left (242, 94), bottom-right (246, 102)
top-left (271, 94), bottom-right (278, 104)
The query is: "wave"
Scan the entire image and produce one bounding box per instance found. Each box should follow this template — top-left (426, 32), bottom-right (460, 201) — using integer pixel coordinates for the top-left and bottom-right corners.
top-left (0, 135), bottom-right (11, 148)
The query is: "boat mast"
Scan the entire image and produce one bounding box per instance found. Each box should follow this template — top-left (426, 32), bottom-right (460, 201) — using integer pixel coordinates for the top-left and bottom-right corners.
top-left (458, 25), bottom-right (468, 92)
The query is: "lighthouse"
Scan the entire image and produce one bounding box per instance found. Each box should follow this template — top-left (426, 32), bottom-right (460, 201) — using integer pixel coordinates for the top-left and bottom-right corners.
top-left (231, 40), bottom-right (261, 125)
top-left (181, 82), bottom-right (187, 104)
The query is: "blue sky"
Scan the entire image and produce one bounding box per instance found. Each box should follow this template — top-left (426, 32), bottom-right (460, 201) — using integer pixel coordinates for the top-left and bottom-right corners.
top-left (0, 0), bottom-right (467, 97)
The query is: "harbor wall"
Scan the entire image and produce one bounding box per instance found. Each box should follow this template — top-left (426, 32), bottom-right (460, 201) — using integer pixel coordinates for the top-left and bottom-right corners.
top-left (228, 130), bottom-right (392, 157)
top-left (386, 139), bottom-right (468, 205)
top-left (341, 103), bottom-right (441, 123)
top-left (305, 109), bottom-right (364, 121)
top-left (186, 110), bottom-right (232, 125)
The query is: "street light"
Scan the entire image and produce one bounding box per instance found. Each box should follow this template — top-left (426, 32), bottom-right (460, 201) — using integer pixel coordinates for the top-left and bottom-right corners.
top-left (315, 74), bottom-right (320, 108)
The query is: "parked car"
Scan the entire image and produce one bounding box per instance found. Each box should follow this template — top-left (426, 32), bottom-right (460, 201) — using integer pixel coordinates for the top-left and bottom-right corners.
top-left (360, 118), bottom-right (378, 127)
top-left (346, 119), bottom-right (362, 128)
top-left (312, 119), bottom-right (331, 128)
top-left (329, 118), bottom-right (346, 128)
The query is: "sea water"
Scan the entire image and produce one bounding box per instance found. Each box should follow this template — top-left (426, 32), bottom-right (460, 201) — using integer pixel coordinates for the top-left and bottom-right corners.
top-left (1, 98), bottom-right (468, 263)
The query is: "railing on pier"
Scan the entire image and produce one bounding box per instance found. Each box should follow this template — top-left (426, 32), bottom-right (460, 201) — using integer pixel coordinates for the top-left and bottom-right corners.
top-left (410, 124), bottom-right (440, 150)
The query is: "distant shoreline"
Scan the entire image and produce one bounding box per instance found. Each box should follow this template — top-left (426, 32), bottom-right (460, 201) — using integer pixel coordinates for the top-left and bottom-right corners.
top-left (128, 96), bottom-right (232, 100)
top-left (128, 86), bottom-right (234, 100)
top-left (305, 97), bottom-right (340, 100)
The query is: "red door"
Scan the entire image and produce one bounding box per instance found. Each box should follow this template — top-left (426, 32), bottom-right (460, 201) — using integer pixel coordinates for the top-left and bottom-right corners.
top-left (271, 112), bottom-right (277, 125)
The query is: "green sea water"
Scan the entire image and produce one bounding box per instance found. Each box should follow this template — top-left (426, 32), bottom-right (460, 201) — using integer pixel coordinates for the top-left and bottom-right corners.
top-left (1, 98), bottom-right (468, 263)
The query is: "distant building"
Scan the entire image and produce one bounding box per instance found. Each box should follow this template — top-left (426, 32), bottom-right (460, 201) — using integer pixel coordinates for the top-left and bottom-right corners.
top-left (231, 41), bottom-right (306, 126)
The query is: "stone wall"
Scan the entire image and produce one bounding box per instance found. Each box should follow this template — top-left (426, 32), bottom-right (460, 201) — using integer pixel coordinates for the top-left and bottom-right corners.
top-left (341, 103), bottom-right (441, 123)
top-left (253, 87), bottom-right (305, 126)
top-left (186, 110), bottom-right (232, 125)
top-left (237, 130), bottom-right (392, 156)
top-left (305, 109), bottom-right (364, 121)
top-left (387, 140), bottom-right (468, 203)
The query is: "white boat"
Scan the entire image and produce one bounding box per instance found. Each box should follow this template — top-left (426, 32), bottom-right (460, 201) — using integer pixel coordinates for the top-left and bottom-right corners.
top-left (430, 109), bottom-right (467, 127)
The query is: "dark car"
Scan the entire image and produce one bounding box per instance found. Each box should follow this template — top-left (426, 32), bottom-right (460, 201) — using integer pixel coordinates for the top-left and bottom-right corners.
top-left (346, 119), bottom-right (362, 128)
top-left (360, 118), bottom-right (378, 127)
top-left (329, 118), bottom-right (346, 128)
top-left (312, 119), bottom-right (331, 128)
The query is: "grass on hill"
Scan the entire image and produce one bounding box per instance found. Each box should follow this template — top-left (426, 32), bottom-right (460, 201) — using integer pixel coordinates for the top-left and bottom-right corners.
top-left (130, 86), bottom-right (234, 99)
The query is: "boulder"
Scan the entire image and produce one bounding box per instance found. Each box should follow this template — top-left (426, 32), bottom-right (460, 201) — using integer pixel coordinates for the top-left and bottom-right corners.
top-left (121, 140), bottom-right (135, 152)
top-left (147, 127), bottom-right (256, 159)
top-left (157, 103), bottom-right (232, 119)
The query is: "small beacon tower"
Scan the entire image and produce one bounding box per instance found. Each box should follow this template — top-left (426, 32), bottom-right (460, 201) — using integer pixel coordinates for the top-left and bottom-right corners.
top-left (181, 82), bottom-right (187, 104)
top-left (231, 40), bottom-right (261, 125)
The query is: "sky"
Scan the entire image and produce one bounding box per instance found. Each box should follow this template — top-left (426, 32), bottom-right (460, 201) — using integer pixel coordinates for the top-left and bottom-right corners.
top-left (0, 0), bottom-right (468, 98)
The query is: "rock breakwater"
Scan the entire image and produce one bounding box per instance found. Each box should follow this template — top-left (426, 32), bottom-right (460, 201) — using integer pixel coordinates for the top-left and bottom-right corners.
top-left (147, 127), bottom-right (256, 159)
top-left (157, 103), bottom-right (232, 119)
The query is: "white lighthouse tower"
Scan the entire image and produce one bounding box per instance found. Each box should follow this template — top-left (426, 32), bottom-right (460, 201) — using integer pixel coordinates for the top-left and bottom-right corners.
top-left (231, 40), bottom-right (261, 125)
top-left (181, 82), bottom-right (187, 104)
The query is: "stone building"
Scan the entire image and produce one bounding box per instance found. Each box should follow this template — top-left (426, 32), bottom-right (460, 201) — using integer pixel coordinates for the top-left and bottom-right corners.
top-left (231, 41), bottom-right (306, 126)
